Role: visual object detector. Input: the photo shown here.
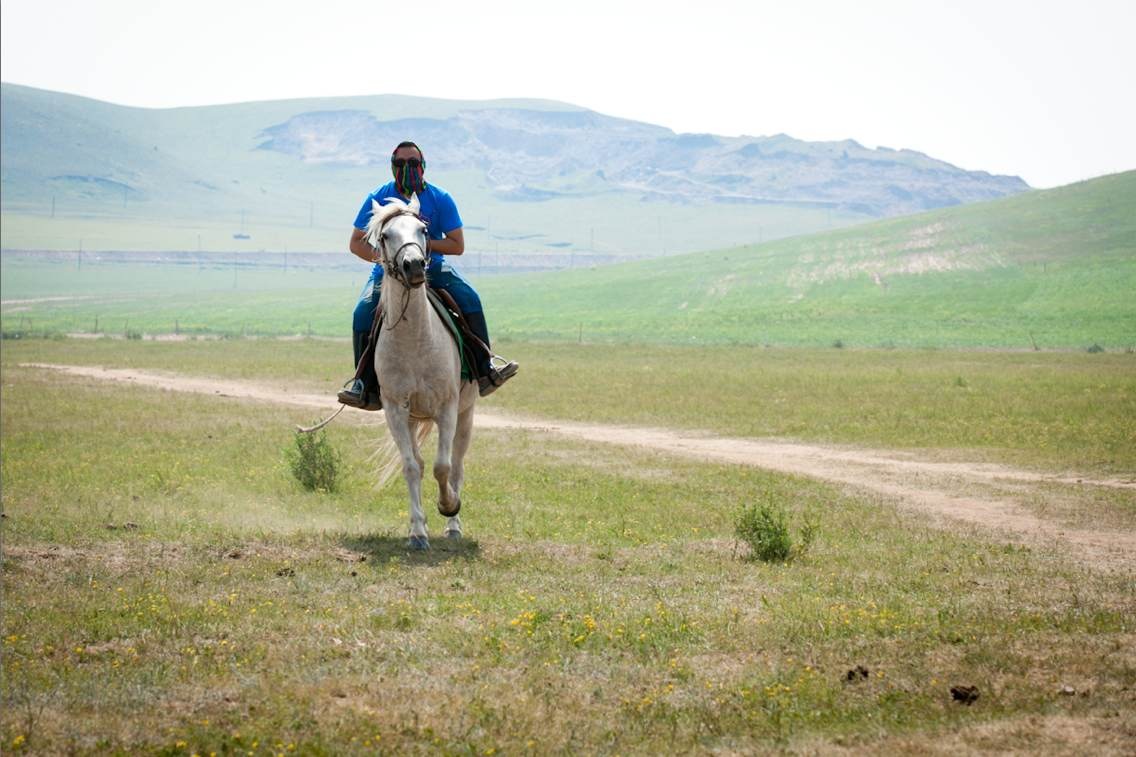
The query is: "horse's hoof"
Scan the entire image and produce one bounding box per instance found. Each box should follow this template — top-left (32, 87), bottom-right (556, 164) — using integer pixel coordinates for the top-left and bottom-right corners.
top-left (407, 535), bottom-right (430, 551)
top-left (437, 498), bottom-right (461, 518)
top-left (444, 530), bottom-right (462, 541)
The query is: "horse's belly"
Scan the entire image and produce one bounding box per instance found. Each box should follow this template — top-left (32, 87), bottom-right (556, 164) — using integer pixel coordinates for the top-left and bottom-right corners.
top-left (381, 374), bottom-right (458, 411)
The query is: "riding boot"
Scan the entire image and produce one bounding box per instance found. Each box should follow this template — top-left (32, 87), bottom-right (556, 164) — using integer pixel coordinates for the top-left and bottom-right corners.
top-left (338, 315), bottom-right (383, 410)
top-left (463, 310), bottom-right (519, 397)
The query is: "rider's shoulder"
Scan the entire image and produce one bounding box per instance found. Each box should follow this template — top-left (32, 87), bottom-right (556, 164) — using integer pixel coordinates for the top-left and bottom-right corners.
top-left (422, 183), bottom-right (455, 202)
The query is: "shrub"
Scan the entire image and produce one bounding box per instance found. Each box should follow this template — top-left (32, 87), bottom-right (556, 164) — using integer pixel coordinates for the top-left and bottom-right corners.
top-left (1086, 343), bottom-right (1105, 353)
top-left (735, 501), bottom-right (817, 563)
top-left (288, 430), bottom-right (341, 492)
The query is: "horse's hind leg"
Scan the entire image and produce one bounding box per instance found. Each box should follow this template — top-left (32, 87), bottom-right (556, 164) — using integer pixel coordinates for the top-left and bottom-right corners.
top-left (444, 402), bottom-right (475, 539)
top-left (433, 404), bottom-right (460, 519)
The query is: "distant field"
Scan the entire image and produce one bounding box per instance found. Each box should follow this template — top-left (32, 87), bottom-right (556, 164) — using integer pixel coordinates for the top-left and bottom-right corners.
top-left (0, 256), bottom-right (361, 337)
top-left (5, 172), bottom-right (1133, 349)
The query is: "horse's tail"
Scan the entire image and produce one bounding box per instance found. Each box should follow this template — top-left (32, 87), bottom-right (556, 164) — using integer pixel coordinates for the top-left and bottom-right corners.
top-left (370, 419), bottom-right (435, 489)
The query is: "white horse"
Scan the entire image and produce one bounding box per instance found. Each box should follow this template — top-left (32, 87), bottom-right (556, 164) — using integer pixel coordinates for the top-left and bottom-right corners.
top-left (366, 194), bottom-right (478, 550)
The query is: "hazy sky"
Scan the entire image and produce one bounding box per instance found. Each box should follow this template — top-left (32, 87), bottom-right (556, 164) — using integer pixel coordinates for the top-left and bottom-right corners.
top-left (2, 0), bottom-right (1133, 188)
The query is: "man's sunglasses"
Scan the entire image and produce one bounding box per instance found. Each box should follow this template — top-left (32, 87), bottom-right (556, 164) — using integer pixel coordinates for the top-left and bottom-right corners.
top-left (391, 158), bottom-right (425, 168)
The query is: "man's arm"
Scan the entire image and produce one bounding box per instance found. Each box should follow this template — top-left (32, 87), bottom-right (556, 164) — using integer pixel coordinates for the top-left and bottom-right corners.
top-left (348, 228), bottom-right (377, 263)
top-left (428, 228), bottom-right (465, 256)
top-left (349, 226), bottom-right (466, 261)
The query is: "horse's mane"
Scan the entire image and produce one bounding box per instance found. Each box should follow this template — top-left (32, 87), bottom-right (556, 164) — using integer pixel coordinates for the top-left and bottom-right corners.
top-left (364, 195), bottom-right (415, 246)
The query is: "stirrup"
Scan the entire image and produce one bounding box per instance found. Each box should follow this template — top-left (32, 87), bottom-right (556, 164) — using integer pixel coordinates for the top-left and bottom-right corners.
top-left (338, 379), bottom-right (382, 411)
top-left (337, 378), bottom-right (366, 407)
top-left (479, 358), bottom-right (518, 397)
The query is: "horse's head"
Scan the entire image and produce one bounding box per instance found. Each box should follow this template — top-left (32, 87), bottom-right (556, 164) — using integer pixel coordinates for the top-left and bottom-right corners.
top-left (365, 194), bottom-right (429, 288)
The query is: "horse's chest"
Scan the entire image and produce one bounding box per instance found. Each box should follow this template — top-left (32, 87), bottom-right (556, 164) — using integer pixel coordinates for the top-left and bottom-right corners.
top-left (376, 359), bottom-right (456, 409)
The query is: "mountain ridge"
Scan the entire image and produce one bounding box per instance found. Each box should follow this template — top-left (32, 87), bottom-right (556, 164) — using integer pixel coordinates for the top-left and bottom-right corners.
top-left (1, 82), bottom-right (1028, 254)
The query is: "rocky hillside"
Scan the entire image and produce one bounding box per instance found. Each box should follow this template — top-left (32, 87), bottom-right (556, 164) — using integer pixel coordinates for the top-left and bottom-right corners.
top-left (257, 107), bottom-right (1026, 215)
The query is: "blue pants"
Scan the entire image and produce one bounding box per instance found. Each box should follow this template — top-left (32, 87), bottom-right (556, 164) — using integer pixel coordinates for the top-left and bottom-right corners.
top-left (352, 260), bottom-right (491, 371)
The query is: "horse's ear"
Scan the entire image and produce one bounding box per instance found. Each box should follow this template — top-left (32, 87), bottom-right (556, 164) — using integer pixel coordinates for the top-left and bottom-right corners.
top-left (366, 199), bottom-right (389, 243)
top-left (408, 193), bottom-right (421, 215)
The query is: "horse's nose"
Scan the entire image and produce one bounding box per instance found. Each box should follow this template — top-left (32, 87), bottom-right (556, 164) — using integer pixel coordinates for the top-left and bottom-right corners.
top-left (403, 257), bottom-right (426, 283)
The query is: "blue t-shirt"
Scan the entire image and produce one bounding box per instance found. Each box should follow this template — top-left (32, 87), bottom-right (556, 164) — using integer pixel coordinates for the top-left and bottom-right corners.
top-left (353, 182), bottom-right (462, 268)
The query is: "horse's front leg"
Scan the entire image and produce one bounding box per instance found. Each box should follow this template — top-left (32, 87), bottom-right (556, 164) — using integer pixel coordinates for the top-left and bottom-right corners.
top-left (444, 400), bottom-right (476, 540)
top-left (385, 405), bottom-right (429, 550)
top-left (433, 403), bottom-right (460, 521)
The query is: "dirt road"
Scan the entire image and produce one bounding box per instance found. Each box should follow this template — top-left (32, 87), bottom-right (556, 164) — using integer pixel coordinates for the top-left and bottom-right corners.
top-left (20, 362), bottom-right (1136, 571)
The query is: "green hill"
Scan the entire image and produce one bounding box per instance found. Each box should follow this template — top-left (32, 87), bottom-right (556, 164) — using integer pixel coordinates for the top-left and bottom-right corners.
top-left (480, 171), bottom-right (1136, 349)
top-left (1, 82), bottom-right (1025, 259)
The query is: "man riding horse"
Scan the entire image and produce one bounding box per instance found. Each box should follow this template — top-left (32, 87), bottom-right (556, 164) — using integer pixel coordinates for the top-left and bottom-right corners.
top-left (338, 141), bottom-right (518, 409)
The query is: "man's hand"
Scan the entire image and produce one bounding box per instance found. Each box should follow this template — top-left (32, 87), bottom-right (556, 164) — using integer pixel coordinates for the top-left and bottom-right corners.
top-left (349, 228), bottom-right (377, 263)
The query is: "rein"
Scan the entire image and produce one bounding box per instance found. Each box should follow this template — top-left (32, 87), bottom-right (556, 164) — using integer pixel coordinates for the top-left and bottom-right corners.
top-left (374, 211), bottom-right (428, 329)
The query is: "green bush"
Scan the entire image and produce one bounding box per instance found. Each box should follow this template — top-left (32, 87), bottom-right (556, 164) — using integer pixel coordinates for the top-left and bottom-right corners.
top-left (735, 501), bottom-right (817, 563)
top-left (287, 430), bottom-right (341, 492)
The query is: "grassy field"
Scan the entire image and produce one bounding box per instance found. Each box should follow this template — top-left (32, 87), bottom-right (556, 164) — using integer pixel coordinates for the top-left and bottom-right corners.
top-left (5, 338), bottom-right (1134, 474)
top-left (483, 171), bottom-right (1136, 349)
top-left (2, 338), bottom-right (1134, 753)
top-left (4, 172), bottom-right (1134, 350)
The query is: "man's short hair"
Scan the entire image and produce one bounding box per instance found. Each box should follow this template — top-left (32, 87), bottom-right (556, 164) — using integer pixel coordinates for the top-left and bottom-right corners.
top-left (392, 141), bottom-right (423, 159)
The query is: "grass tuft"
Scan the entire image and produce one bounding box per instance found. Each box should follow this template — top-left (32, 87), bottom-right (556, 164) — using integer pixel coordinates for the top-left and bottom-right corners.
top-left (734, 500), bottom-right (817, 563)
top-left (286, 429), bottom-right (341, 492)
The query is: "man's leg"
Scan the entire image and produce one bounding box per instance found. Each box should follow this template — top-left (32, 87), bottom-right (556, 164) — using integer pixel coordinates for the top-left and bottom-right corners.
top-left (338, 275), bottom-right (383, 410)
top-left (430, 263), bottom-right (517, 396)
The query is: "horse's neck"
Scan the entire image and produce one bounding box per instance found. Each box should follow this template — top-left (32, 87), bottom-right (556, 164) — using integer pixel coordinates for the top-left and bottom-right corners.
top-left (380, 281), bottom-right (441, 343)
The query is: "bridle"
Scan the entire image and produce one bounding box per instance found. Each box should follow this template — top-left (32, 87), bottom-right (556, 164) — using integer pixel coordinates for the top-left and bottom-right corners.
top-left (371, 209), bottom-right (429, 329)
top-left (374, 210), bottom-right (428, 288)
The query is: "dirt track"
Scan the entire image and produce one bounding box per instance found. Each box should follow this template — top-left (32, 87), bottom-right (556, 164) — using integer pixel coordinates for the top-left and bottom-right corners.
top-left (20, 362), bottom-right (1136, 571)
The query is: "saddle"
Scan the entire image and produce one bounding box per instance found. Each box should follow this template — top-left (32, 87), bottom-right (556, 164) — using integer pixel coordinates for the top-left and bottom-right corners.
top-left (425, 288), bottom-right (480, 383)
